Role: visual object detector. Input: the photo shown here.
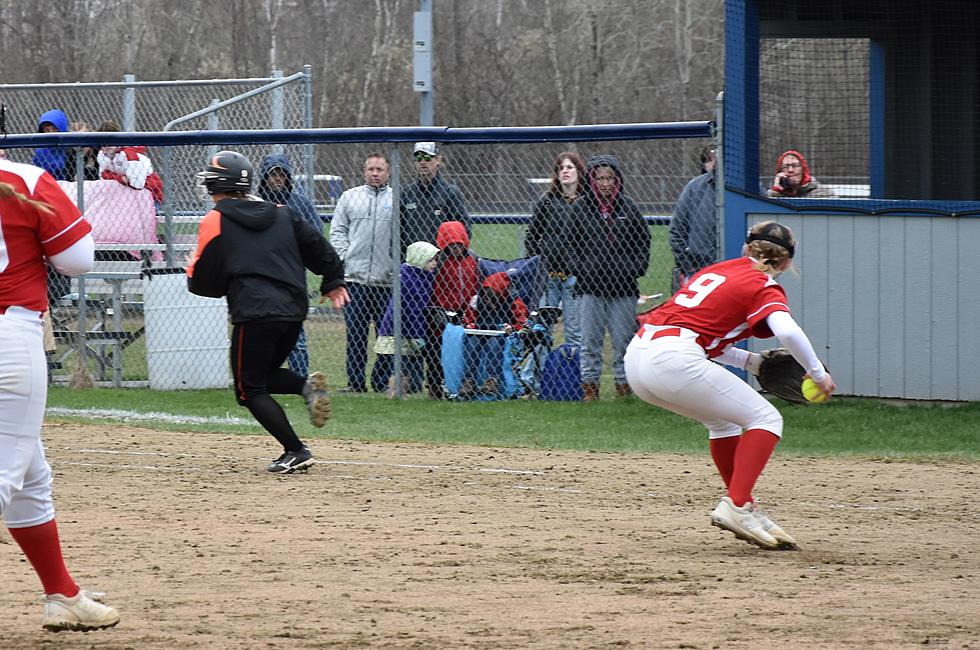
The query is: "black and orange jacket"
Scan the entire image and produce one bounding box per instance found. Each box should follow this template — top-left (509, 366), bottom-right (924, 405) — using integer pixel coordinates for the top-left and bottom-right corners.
top-left (187, 197), bottom-right (345, 324)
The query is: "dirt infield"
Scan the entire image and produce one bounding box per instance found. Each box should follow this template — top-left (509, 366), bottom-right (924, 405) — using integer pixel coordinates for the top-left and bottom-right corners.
top-left (1, 421), bottom-right (978, 649)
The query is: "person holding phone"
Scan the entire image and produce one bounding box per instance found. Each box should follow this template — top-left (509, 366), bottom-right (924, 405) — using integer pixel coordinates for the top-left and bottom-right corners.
top-left (766, 150), bottom-right (836, 198)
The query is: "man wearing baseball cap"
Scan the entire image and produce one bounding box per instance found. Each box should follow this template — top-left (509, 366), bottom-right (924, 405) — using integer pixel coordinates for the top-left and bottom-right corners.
top-left (399, 142), bottom-right (470, 254)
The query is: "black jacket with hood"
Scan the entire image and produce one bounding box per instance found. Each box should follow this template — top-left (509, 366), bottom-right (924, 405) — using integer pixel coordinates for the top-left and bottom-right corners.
top-left (187, 197), bottom-right (345, 324)
top-left (566, 155), bottom-right (651, 298)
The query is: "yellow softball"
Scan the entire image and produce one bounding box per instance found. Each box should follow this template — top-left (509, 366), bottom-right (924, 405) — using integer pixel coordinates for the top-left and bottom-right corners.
top-left (802, 377), bottom-right (828, 403)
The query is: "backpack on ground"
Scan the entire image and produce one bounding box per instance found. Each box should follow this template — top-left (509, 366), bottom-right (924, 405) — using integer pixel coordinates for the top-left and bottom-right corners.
top-left (538, 344), bottom-right (582, 401)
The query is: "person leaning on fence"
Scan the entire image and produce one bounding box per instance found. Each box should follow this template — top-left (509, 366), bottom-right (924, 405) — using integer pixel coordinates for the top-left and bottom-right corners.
top-left (373, 241), bottom-right (441, 399)
top-left (565, 154), bottom-right (652, 402)
top-left (457, 272), bottom-right (529, 400)
top-left (1, 157), bottom-right (121, 631)
top-left (399, 142), bottom-right (471, 254)
top-left (95, 121), bottom-right (164, 206)
top-left (425, 220), bottom-right (481, 400)
top-left (187, 150), bottom-right (350, 475)
top-left (766, 150), bottom-right (836, 199)
top-left (525, 151), bottom-right (585, 347)
top-left (258, 152), bottom-right (325, 379)
top-left (328, 152), bottom-right (394, 394)
top-left (669, 145), bottom-right (718, 293)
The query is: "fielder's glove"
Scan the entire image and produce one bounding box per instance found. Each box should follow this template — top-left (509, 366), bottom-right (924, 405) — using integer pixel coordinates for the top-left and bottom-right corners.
top-left (756, 348), bottom-right (816, 405)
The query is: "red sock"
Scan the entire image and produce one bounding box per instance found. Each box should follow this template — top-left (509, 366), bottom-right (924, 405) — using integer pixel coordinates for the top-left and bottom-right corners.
top-left (8, 520), bottom-right (79, 597)
top-left (728, 428), bottom-right (779, 507)
top-left (709, 435), bottom-right (740, 488)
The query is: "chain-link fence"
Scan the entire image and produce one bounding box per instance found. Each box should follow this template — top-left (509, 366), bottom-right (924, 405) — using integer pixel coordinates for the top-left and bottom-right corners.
top-left (4, 99), bottom-right (715, 399)
top-left (24, 135), bottom-right (715, 397)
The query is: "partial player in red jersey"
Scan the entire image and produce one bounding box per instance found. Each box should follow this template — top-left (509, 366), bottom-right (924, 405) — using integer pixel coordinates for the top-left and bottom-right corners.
top-left (624, 221), bottom-right (835, 550)
top-left (0, 159), bottom-right (120, 630)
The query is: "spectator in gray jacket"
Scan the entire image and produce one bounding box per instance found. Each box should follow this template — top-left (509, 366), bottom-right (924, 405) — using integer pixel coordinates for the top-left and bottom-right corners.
top-left (669, 146), bottom-right (718, 293)
top-left (329, 152), bottom-right (394, 393)
top-left (399, 142), bottom-right (470, 253)
top-left (259, 153), bottom-right (323, 378)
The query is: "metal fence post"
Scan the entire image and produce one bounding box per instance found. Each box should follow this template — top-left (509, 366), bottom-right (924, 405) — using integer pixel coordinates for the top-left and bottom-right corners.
top-left (123, 74), bottom-right (136, 130)
top-left (389, 144), bottom-right (403, 398)
top-left (271, 69), bottom-right (284, 155)
top-left (207, 100), bottom-right (220, 162)
top-left (303, 64), bottom-right (315, 206)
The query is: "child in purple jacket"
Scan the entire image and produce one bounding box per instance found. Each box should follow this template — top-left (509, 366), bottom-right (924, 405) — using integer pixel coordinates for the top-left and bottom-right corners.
top-left (372, 241), bottom-right (441, 397)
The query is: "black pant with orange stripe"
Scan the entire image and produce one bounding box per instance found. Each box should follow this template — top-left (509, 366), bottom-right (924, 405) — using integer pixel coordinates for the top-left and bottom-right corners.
top-left (230, 320), bottom-right (307, 453)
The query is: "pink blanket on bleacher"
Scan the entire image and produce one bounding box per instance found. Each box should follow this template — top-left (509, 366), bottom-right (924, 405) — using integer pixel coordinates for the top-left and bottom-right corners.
top-left (57, 179), bottom-right (162, 261)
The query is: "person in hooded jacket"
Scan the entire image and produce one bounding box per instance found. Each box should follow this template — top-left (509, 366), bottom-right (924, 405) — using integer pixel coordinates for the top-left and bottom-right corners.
top-left (766, 150), bottom-right (836, 198)
top-left (258, 153), bottom-right (324, 378)
top-left (372, 241), bottom-right (440, 398)
top-left (32, 109), bottom-right (74, 182)
top-left (458, 272), bottom-right (529, 399)
top-left (566, 154), bottom-right (651, 401)
top-left (424, 220), bottom-right (481, 399)
top-left (187, 150), bottom-right (349, 475)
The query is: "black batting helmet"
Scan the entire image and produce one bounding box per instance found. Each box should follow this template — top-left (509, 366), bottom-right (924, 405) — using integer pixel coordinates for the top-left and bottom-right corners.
top-left (196, 150), bottom-right (253, 196)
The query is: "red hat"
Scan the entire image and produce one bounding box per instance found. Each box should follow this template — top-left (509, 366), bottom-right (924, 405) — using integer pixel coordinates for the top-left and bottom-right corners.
top-left (482, 272), bottom-right (511, 297)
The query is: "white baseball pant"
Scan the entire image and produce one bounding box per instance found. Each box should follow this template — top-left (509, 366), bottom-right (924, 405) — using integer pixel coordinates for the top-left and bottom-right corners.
top-left (0, 307), bottom-right (56, 528)
top-left (623, 326), bottom-right (783, 439)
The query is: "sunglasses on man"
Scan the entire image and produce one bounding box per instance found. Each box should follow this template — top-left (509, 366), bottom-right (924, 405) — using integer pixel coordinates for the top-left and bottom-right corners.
top-left (414, 152), bottom-right (435, 162)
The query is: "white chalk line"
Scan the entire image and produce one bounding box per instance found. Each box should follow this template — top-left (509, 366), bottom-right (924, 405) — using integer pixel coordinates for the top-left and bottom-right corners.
top-left (47, 406), bottom-right (256, 427)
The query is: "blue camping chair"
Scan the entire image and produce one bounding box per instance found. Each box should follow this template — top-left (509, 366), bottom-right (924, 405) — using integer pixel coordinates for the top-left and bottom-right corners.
top-left (441, 255), bottom-right (546, 400)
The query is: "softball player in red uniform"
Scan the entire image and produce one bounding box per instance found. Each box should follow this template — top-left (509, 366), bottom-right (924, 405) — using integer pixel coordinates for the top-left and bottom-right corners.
top-left (1, 158), bottom-right (120, 630)
top-left (624, 221), bottom-right (835, 550)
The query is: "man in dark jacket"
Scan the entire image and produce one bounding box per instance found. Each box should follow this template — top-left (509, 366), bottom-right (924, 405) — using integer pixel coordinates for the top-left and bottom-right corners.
top-left (399, 142), bottom-right (470, 254)
top-left (566, 154), bottom-right (651, 401)
top-left (258, 153), bottom-right (323, 378)
top-left (669, 146), bottom-right (717, 293)
top-left (187, 150), bottom-right (349, 474)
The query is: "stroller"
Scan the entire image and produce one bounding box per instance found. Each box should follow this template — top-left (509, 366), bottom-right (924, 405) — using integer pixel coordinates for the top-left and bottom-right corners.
top-left (441, 255), bottom-right (548, 400)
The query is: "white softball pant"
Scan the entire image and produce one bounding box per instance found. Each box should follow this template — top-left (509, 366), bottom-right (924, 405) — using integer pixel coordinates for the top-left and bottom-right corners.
top-left (623, 326), bottom-right (783, 439)
top-left (0, 307), bottom-right (56, 528)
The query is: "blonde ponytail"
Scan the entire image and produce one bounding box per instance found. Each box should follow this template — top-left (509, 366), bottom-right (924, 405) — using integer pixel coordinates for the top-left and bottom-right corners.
top-left (0, 181), bottom-right (54, 215)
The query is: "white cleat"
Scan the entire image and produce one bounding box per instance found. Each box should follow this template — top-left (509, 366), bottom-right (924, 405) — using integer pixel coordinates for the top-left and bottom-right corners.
top-left (752, 506), bottom-right (800, 550)
top-left (42, 590), bottom-right (120, 632)
top-left (710, 496), bottom-right (780, 550)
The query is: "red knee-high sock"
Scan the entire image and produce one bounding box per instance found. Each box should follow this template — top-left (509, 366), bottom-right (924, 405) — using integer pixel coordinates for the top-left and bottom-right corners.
top-left (728, 428), bottom-right (780, 507)
top-left (8, 520), bottom-right (79, 597)
top-left (709, 435), bottom-right (741, 488)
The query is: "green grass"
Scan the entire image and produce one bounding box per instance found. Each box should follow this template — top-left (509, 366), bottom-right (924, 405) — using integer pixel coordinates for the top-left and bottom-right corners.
top-left (45, 386), bottom-right (980, 461)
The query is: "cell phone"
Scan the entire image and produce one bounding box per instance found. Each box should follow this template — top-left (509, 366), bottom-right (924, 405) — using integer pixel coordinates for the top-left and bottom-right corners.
top-left (778, 175), bottom-right (791, 189)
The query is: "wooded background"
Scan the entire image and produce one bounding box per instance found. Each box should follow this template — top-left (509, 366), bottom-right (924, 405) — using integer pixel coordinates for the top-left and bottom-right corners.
top-left (0, 0), bottom-right (725, 128)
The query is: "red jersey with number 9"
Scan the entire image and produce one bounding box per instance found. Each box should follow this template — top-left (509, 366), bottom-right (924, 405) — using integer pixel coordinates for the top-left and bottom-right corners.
top-left (1, 159), bottom-right (90, 312)
top-left (637, 256), bottom-right (790, 358)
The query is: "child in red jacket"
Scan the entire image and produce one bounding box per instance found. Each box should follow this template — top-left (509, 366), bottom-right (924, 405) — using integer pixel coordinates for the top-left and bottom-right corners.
top-left (459, 271), bottom-right (528, 398)
top-left (424, 220), bottom-right (481, 399)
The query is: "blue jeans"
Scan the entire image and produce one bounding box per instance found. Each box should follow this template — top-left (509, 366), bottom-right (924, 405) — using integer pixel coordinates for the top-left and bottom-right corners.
top-left (544, 274), bottom-right (580, 347)
top-left (286, 327), bottom-right (310, 377)
top-left (342, 283), bottom-right (391, 391)
top-left (577, 294), bottom-right (637, 384)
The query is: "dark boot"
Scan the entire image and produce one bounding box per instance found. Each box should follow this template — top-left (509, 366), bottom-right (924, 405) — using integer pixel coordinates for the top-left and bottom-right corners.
top-left (582, 382), bottom-right (599, 402)
top-left (615, 382), bottom-right (633, 399)
top-left (458, 378), bottom-right (476, 399)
